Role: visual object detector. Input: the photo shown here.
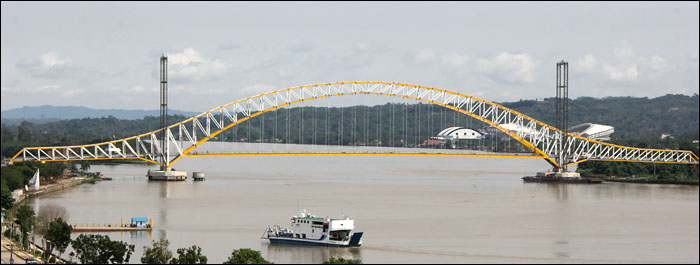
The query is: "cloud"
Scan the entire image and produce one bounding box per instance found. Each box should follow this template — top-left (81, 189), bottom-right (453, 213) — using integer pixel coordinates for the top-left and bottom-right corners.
top-left (287, 41), bottom-right (314, 53)
top-left (16, 51), bottom-right (75, 79)
top-left (613, 40), bottom-right (635, 59)
top-left (110, 85), bottom-right (159, 93)
top-left (577, 54), bottom-right (598, 73)
top-left (475, 52), bottom-right (538, 84)
top-left (646, 56), bottom-right (670, 72)
top-left (441, 53), bottom-right (470, 69)
top-left (239, 83), bottom-right (278, 96)
top-left (354, 42), bottom-right (371, 53)
top-left (40, 51), bottom-right (70, 68)
top-left (1, 83), bottom-right (84, 97)
top-left (353, 42), bottom-right (386, 54)
top-left (602, 64), bottom-right (639, 82)
top-left (413, 49), bottom-right (436, 64)
top-left (576, 43), bottom-right (673, 83)
top-left (167, 48), bottom-right (228, 82)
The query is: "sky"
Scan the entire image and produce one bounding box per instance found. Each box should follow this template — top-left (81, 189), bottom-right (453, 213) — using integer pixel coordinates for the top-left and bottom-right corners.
top-left (1, 1), bottom-right (698, 112)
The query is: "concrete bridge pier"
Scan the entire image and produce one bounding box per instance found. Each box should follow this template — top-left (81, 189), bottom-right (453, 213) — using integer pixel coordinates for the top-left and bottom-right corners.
top-left (147, 169), bottom-right (187, 181)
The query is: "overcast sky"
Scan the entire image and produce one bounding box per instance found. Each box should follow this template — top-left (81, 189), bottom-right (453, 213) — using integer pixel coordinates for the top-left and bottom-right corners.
top-left (2, 2), bottom-right (698, 112)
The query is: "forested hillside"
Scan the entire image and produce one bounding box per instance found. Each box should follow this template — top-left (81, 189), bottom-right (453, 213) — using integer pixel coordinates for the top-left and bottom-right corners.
top-left (501, 94), bottom-right (699, 143)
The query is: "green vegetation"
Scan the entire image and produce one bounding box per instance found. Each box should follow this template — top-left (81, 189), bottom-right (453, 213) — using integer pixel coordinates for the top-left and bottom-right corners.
top-left (15, 205), bottom-right (36, 250)
top-left (81, 176), bottom-right (102, 184)
top-left (141, 239), bottom-right (173, 264)
top-left (501, 94), bottom-right (699, 143)
top-left (323, 257), bottom-right (362, 264)
top-left (1, 161), bottom-right (67, 192)
top-left (1, 184), bottom-right (14, 210)
top-left (1, 115), bottom-right (189, 158)
top-left (578, 160), bottom-right (699, 183)
top-left (71, 234), bottom-right (135, 264)
top-left (35, 203), bottom-right (70, 261)
top-left (80, 161), bottom-right (90, 172)
top-left (46, 217), bottom-right (73, 261)
top-left (170, 245), bottom-right (208, 264)
top-left (223, 248), bottom-right (272, 264)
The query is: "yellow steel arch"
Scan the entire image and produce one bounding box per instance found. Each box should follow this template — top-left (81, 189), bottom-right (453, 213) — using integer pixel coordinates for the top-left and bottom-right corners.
top-left (171, 90), bottom-right (553, 167)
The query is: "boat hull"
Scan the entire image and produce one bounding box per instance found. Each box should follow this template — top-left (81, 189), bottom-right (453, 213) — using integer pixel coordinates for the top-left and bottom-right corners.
top-left (269, 232), bottom-right (362, 247)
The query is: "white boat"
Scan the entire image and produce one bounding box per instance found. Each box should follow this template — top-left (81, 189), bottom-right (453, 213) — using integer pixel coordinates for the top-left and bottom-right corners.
top-left (263, 209), bottom-right (363, 247)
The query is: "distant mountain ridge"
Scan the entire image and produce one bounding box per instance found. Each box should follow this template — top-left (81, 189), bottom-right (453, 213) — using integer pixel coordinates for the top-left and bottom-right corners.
top-left (1, 105), bottom-right (200, 121)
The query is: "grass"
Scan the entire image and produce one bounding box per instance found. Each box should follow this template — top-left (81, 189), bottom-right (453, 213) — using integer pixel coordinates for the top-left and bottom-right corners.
top-left (81, 176), bottom-right (102, 184)
top-left (579, 169), bottom-right (699, 184)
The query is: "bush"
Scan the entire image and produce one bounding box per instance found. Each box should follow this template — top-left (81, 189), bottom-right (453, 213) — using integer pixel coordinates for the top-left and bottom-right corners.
top-left (323, 257), bottom-right (362, 264)
top-left (223, 248), bottom-right (271, 264)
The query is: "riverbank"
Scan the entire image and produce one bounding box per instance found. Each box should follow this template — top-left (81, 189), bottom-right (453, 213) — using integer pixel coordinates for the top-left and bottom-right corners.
top-left (14, 177), bottom-right (90, 205)
top-left (4, 174), bottom-right (102, 264)
top-left (602, 178), bottom-right (699, 185)
top-left (579, 172), bottom-right (698, 186)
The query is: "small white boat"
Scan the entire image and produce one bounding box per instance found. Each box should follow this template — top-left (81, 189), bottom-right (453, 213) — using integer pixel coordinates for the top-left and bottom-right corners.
top-left (263, 209), bottom-right (363, 247)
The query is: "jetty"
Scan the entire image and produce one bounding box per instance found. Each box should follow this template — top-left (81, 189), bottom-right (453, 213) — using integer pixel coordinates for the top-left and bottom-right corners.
top-left (71, 226), bottom-right (152, 232)
top-left (71, 217), bottom-right (153, 233)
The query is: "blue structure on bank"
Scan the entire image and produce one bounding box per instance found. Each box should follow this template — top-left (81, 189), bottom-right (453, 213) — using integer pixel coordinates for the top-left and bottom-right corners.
top-left (131, 217), bottom-right (150, 228)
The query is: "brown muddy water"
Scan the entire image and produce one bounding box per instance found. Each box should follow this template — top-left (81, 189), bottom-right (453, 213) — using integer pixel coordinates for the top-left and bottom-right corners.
top-left (29, 149), bottom-right (699, 263)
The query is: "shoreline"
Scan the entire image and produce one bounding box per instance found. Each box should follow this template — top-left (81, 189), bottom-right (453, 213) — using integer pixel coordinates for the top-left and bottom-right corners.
top-left (14, 177), bottom-right (89, 205)
top-left (601, 178), bottom-right (699, 185)
top-left (5, 175), bottom-right (101, 263)
top-left (579, 172), bottom-right (699, 186)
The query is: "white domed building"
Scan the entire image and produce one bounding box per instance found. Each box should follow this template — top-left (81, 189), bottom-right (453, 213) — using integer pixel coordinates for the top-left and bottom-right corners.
top-left (435, 127), bottom-right (485, 140)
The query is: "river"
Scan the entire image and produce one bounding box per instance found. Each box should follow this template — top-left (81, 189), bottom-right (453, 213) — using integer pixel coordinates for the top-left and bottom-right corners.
top-left (28, 145), bottom-right (699, 263)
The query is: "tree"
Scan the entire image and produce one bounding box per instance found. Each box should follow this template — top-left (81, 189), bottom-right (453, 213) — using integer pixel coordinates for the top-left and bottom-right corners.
top-left (17, 124), bottom-right (31, 142)
top-left (1, 184), bottom-right (14, 210)
top-left (222, 248), bottom-right (272, 264)
top-left (323, 257), bottom-right (362, 264)
top-left (46, 217), bottom-right (72, 261)
top-left (36, 203), bottom-right (69, 239)
top-left (71, 234), bottom-right (135, 264)
top-left (15, 204), bottom-right (36, 250)
top-left (141, 239), bottom-right (173, 264)
top-left (80, 161), bottom-right (90, 172)
top-left (170, 245), bottom-right (207, 264)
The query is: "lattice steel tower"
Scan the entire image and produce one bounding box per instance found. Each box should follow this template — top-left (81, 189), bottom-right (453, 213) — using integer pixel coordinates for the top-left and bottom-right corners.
top-left (556, 60), bottom-right (569, 172)
top-left (160, 54), bottom-right (168, 170)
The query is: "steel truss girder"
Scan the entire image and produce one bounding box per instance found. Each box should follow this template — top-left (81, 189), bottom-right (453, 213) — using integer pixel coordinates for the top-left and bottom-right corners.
top-left (10, 82), bottom-right (699, 167)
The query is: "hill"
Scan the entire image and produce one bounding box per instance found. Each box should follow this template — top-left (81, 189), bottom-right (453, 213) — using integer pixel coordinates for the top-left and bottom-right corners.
top-left (1, 105), bottom-right (200, 124)
top-left (501, 94), bottom-right (699, 143)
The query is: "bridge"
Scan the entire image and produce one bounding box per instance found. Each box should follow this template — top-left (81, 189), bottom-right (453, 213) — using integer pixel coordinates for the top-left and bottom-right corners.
top-left (9, 81), bottom-right (699, 170)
